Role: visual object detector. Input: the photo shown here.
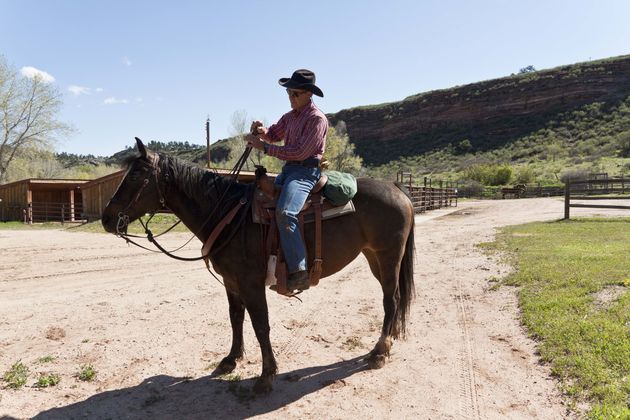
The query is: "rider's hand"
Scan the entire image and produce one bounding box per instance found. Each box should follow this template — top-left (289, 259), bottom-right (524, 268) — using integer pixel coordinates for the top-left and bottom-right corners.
top-left (250, 120), bottom-right (268, 137)
top-left (245, 134), bottom-right (264, 151)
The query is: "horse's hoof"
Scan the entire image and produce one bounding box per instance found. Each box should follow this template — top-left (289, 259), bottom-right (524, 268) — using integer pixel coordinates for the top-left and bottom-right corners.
top-left (253, 377), bottom-right (273, 394)
top-left (367, 353), bottom-right (387, 369)
top-left (216, 357), bottom-right (237, 374)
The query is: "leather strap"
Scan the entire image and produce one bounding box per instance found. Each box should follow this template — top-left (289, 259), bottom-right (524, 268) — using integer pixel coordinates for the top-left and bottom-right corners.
top-left (309, 193), bottom-right (323, 286)
top-left (201, 198), bottom-right (246, 257)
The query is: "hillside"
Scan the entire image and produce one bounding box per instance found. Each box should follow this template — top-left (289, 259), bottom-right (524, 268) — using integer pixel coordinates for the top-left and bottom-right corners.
top-left (327, 55), bottom-right (630, 166)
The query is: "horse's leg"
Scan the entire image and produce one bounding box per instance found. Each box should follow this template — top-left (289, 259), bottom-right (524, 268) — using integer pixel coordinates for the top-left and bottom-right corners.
top-left (243, 288), bottom-right (277, 393)
top-left (364, 248), bottom-right (401, 369)
top-left (217, 290), bottom-right (245, 373)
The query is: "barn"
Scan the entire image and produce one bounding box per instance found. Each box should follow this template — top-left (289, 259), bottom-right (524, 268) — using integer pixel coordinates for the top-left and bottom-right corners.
top-left (80, 170), bottom-right (126, 221)
top-left (0, 178), bottom-right (88, 223)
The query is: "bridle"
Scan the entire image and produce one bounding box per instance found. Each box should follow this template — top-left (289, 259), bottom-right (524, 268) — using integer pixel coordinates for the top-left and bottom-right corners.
top-left (115, 153), bottom-right (166, 233)
top-left (113, 147), bottom-right (253, 263)
top-left (112, 152), bottom-right (198, 259)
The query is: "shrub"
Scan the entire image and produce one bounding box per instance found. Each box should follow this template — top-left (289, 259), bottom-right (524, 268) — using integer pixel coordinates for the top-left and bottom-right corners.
top-left (77, 365), bottom-right (96, 381)
top-left (514, 166), bottom-right (535, 184)
top-left (35, 373), bottom-right (61, 388)
top-left (3, 361), bottom-right (29, 389)
top-left (559, 168), bottom-right (590, 184)
top-left (616, 131), bottom-right (630, 157)
top-left (463, 164), bottom-right (512, 186)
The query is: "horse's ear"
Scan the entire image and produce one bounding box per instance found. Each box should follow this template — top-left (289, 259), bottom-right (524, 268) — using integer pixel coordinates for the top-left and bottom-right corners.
top-left (135, 137), bottom-right (147, 158)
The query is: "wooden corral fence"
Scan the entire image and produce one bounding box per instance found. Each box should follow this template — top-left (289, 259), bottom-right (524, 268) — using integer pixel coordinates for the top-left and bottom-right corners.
top-left (501, 184), bottom-right (564, 199)
top-left (521, 184), bottom-right (564, 198)
top-left (564, 177), bottom-right (630, 219)
top-left (396, 172), bottom-right (458, 213)
top-left (0, 178), bottom-right (88, 223)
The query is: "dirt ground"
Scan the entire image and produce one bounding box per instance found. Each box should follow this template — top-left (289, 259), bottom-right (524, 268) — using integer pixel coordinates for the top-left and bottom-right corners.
top-left (1, 197), bottom-right (628, 419)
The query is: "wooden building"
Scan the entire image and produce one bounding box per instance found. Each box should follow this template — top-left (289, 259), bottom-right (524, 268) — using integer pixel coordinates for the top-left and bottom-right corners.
top-left (80, 170), bottom-right (126, 221)
top-left (0, 178), bottom-right (88, 223)
top-left (0, 166), bottom-right (261, 223)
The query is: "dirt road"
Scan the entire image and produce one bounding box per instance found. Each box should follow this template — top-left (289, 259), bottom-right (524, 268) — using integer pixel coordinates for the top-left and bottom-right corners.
top-left (1, 198), bottom-right (627, 419)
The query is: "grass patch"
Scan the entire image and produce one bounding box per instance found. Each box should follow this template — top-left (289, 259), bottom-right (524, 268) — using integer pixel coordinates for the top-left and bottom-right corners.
top-left (37, 355), bottom-right (56, 364)
top-left (342, 336), bottom-right (364, 351)
top-left (77, 364), bottom-right (96, 382)
top-left (3, 361), bottom-right (30, 389)
top-left (0, 221), bottom-right (66, 230)
top-left (71, 213), bottom-right (191, 235)
top-left (0, 214), bottom-right (191, 235)
top-left (488, 217), bottom-right (630, 418)
top-left (35, 373), bottom-right (61, 388)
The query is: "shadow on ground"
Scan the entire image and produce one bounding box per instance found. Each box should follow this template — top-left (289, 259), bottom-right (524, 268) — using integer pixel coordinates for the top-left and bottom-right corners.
top-left (29, 356), bottom-right (368, 419)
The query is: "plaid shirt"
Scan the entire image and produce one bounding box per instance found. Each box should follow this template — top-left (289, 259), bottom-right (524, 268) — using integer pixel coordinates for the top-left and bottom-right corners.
top-left (262, 101), bottom-right (328, 161)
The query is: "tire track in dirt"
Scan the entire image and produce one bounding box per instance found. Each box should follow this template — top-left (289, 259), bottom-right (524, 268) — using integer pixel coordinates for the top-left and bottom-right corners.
top-left (456, 284), bottom-right (481, 420)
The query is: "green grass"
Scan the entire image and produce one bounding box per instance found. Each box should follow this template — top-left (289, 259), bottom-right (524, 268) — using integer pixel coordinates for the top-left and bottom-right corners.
top-left (71, 213), bottom-right (192, 235)
top-left (0, 213), bottom-right (192, 235)
top-left (0, 221), bottom-right (67, 230)
top-left (77, 364), bottom-right (96, 381)
top-left (2, 361), bottom-right (30, 389)
top-left (37, 355), bottom-right (56, 363)
top-left (484, 218), bottom-right (630, 418)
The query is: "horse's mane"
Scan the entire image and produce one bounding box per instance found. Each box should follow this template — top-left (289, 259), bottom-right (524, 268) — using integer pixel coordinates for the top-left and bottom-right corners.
top-left (158, 153), bottom-right (247, 204)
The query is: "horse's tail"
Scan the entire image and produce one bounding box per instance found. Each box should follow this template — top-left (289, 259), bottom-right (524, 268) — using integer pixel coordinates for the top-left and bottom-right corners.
top-left (396, 212), bottom-right (415, 339)
top-left (391, 182), bottom-right (416, 338)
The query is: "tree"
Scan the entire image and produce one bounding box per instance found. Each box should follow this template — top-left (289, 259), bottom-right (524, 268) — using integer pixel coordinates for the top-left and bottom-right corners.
top-left (455, 139), bottom-right (473, 155)
top-left (0, 57), bottom-right (72, 182)
top-left (518, 65), bottom-right (537, 74)
top-left (322, 124), bottom-right (363, 173)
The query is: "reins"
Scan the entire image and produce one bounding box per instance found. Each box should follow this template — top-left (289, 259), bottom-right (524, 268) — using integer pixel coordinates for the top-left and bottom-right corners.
top-left (115, 146), bottom-right (254, 263)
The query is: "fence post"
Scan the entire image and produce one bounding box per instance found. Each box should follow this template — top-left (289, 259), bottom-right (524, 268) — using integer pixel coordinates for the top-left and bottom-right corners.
top-left (564, 180), bottom-right (570, 220)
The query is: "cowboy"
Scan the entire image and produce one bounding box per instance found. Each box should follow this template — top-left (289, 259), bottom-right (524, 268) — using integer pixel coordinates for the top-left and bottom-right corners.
top-left (246, 69), bottom-right (328, 292)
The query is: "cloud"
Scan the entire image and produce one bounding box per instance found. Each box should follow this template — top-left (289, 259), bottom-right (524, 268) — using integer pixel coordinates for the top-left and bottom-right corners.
top-left (20, 66), bottom-right (55, 83)
top-left (122, 56), bottom-right (132, 66)
top-left (104, 97), bottom-right (128, 105)
top-left (68, 85), bottom-right (91, 96)
top-left (95, 87), bottom-right (104, 93)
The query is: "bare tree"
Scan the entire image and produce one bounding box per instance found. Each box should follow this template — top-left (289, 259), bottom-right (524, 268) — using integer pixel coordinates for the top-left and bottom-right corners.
top-left (228, 109), bottom-right (266, 169)
top-left (0, 57), bottom-right (72, 182)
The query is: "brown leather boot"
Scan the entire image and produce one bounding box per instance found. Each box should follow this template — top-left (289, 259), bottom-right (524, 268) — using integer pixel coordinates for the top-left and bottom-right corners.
top-left (287, 270), bottom-right (310, 291)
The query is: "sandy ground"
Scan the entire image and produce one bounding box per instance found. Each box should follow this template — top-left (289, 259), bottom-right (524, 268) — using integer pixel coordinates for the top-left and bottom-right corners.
top-left (1, 197), bottom-right (629, 419)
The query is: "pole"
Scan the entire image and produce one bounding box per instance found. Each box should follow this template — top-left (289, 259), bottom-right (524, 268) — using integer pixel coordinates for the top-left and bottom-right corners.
top-left (206, 117), bottom-right (211, 169)
top-left (564, 180), bottom-right (570, 220)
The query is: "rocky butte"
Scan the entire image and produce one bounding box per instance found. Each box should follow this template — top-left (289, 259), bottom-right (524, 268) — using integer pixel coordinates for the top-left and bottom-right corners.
top-left (327, 55), bottom-right (630, 166)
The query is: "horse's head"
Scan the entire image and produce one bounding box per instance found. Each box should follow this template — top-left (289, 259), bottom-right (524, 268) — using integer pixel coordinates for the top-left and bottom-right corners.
top-left (102, 137), bottom-right (166, 234)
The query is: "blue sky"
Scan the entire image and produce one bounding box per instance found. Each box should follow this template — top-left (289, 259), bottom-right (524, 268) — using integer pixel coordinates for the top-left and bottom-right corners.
top-left (1, 0), bottom-right (629, 156)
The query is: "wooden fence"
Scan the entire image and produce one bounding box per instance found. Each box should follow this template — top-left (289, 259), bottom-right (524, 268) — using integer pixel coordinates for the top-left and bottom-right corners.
top-left (26, 202), bottom-right (85, 224)
top-left (563, 177), bottom-right (630, 219)
top-left (397, 172), bottom-right (458, 213)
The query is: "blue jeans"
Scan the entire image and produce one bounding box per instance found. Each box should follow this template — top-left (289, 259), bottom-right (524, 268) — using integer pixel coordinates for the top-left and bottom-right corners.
top-left (274, 165), bottom-right (321, 273)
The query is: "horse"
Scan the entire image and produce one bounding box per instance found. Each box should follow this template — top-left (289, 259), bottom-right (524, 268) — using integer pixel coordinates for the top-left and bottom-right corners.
top-left (101, 138), bottom-right (415, 393)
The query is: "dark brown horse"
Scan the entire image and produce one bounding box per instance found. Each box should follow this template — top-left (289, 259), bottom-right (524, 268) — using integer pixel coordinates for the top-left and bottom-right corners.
top-left (102, 138), bottom-right (415, 393)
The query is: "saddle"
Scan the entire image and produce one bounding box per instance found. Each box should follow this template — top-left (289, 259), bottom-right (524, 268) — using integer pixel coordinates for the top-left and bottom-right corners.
top-left (253, 167), bottom-right (355, 295)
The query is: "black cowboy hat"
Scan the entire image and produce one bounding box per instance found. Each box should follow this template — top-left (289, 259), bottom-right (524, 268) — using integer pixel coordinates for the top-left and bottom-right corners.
top-left (278, 69), bottom-right (324, 97)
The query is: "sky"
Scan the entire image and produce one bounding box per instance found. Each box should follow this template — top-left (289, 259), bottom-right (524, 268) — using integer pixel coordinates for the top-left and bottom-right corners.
top-left (1, 0), bottom-right (629, 157)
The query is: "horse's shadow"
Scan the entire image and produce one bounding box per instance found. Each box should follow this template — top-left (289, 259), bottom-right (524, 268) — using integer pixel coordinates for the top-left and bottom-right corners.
top-left (32, 356), bottom-right (369, 419)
